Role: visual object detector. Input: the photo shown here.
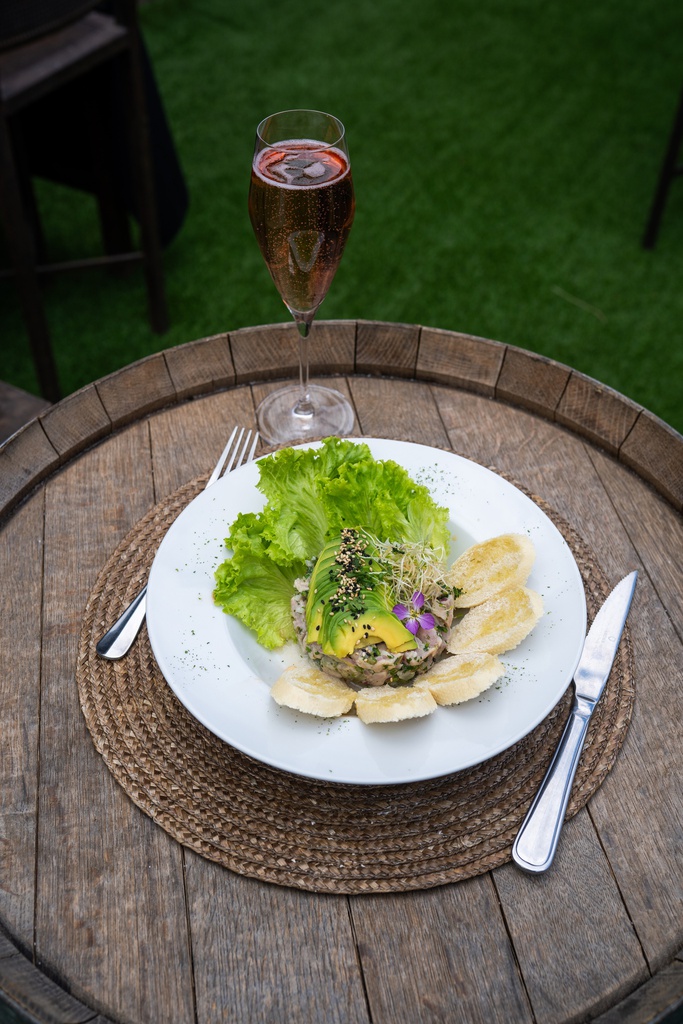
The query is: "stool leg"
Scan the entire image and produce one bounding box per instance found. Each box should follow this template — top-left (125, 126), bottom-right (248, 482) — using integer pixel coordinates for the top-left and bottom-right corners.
top-left (120, 33), bottom-right (168, 333)
top-left (87, 68), bottom-right (133, 264)
top-left (643, 85), bottom-right (683, 249)
top-left (0, 117), bottom-right (60, 402)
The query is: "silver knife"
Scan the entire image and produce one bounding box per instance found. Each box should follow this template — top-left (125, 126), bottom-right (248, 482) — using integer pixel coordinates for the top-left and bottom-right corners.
top-left (512, 570), bottom-right (638, 874)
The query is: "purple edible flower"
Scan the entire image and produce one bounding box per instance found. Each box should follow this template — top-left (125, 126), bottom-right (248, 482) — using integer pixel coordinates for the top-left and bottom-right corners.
top-left (392, 591), bottom-right (436, 635)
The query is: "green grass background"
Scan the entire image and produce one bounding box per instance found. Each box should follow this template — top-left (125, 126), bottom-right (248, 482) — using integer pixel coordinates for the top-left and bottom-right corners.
top-left (2, 0), bottom-right (682, 432)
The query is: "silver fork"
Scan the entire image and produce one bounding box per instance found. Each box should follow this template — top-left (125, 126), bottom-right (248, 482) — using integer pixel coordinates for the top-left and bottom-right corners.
top-left (96, 426), bottom-right (259, 660)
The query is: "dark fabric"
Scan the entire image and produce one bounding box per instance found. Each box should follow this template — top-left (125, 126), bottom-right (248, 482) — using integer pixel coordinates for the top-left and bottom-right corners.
top-left (16, 36), bottom-right (189, 248)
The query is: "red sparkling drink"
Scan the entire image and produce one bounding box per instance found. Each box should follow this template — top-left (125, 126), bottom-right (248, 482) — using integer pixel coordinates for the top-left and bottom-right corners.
top-left (248, 140), bottom-right (355, 318)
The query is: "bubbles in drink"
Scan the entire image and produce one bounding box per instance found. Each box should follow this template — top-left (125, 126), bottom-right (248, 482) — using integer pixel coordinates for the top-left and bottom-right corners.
top-left (249, 140), bottom-right (355, 316)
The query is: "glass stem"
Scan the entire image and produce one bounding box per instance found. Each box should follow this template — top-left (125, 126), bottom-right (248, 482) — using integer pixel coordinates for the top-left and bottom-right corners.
top-left (294, 317), bottom-right (314, 418)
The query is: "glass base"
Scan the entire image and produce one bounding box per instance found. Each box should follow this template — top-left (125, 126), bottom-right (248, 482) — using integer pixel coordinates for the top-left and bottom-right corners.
top-left (256, 384), bottom-right (355, 445)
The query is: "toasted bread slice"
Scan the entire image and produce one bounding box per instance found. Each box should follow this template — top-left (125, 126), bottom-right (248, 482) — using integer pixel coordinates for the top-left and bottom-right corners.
top-left (446, 533), bottom-right (536, 607)
top-left (418, 653), bottom-right (506, 705)
top-left (447, 586), bottom-right (543, 655)
top-left (354, 683), bottom-right (437, 724)
top-left (270, 664), bottom-right (355, 717)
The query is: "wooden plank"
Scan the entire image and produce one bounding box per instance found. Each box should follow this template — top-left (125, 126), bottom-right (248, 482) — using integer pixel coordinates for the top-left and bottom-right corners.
top-left (310, 321), bottom-right (357, 374)
top-left (496, 346), bottom-right (571, 419)
top-left (586, 586), bottom-right (683, 972)
top-left (586, 447), bottom-right (683, 644)
top-left (230, 321), bottom-right (356, 385)
top-left (355, 321), bottom-right (419, 378)
top-left (349, 376), bottom-right (450, 447)
top-left (230, 323), bottom-right (299, 383)
top-left (164, 334), bottom-right (236, 399)
top-left (591, 960), bottom-right (683, 1024)
top-left (0, 492), bottom-right (44, 950)
top-left (39, 384), bottom-right (111, 461)
top-left (0, 928), bottom-right (97, 1024)
top-left (149, 387), bottom-right (258, 500)
top-left (351, 876), bottom-right (533, 1024)
top-left (493, 815), bottom-right (648, 1023)
top-left (431, 386), bottom-right (661, 1019)
top-left (619, 410), bottom-right (683, 511)
top-left (95, 353), bottom-right (177, 428)
top-left (556, 371), bottom-right (641, 456)
top-left (416, 329), bottom-right (505, 395)
top-left (184, 860), bottom-right (370, 1024)
top-left (35, 422), bottom-right (195, 1023)
top-left (0, 421), bottom-right (59, 521)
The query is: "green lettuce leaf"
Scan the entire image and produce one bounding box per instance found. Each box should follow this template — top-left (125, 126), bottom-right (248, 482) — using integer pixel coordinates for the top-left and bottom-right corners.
top-left (321, 458), bottom-right (450, 554)
top-left (213, 438), bottom-right (452, 649)
top-left (255, 438), bottom-right (373, 563)
top-left (213, 523), bottom-right (305, 649)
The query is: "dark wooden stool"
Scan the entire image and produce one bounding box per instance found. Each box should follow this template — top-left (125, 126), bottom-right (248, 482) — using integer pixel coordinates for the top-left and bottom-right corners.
top-left (0, 0), bottom-right (169, 403)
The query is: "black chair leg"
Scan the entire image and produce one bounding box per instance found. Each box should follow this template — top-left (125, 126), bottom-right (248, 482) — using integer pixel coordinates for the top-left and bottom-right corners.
top-left (0, 118), bottom-right (60, 402)
top-left (86, 71), bottom-right (133, 268)
top-left (643, 84), bottom-right (683, 249)
top-left (121, 28), bottom-right (168, 334)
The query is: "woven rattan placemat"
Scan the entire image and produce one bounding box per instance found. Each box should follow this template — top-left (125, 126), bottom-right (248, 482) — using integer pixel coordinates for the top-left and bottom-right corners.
top-left (77, 472), bottom-right (634, 894)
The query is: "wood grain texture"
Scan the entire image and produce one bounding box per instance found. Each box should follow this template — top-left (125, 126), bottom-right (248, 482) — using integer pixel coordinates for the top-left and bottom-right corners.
top-left (433, 383), bottom-right (683, 988)
top-left (39, 384), bottom-right (111, 459)
top-left (230, 320), bottom-right (355, 384)
top-left (619, 410), bottom-right (683, 511)
top-left (164, 333), bottom-right (236, 399)
top-left (417, 328), bottom-right (505, 395)
top-left (0, 420), bottom-right (58, 520)
top-left (584, 574), bottom-right (683, 971)
top-left (95, 353), bottom-right (177, 427)
top-left (35, 423), bottom-right (194, 1023)
top-left (586, 447), bottom-right (683, 642)
top-left (432, 385), bottom-right (654, 1021)
top-left (349, 376), bottom-right (450, 447)
top-left (496, 346), bottom-right (571, 418)
top-left (556, 372), bottom-right (641, 455)
top-left (184, 861), bottom-right (370, 1024)
top-left (591, 960), bottom-right (683, 1024)
top-left (493, 815), bottom-right (647, 1024)
top-left (148, 386), bottom-right (258, 501)
top-left (230, 322), bottom-right (300, 383)
top-left (0, 492), bottom-right (44, 949)
top-left (308, 320), bottom-right (356, 374)
top-left (0, 927), bottom-right (95, 1024)
top-left (350, 877), bottom-right (533, 1024)
top-left (355, 320), bottom-right (419, 377)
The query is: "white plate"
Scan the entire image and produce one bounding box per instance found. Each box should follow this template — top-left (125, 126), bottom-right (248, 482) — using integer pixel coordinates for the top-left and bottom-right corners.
top-left (146, 439), bottom-right (586, 785)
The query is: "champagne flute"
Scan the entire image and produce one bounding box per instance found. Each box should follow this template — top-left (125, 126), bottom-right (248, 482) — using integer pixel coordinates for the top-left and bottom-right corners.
top-left (248, 109), bottom-right (356, 444)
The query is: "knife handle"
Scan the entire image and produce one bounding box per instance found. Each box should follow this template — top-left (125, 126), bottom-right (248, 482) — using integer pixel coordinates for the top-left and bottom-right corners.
top-left (512, 694), bottom-right (594, 873)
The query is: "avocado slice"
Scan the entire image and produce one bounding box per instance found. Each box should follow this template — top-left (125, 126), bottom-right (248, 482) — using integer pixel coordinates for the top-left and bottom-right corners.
top-left (305, 530), bottom-right (417, 656)
top-left (320, 600), bottom-right (417, 658)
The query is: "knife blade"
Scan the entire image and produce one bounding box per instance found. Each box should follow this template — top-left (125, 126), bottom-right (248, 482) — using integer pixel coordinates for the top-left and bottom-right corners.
top-left (512, 570), bottom-right (638, 874)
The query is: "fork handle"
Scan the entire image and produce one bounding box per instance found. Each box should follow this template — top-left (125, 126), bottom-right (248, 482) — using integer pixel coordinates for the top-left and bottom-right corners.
top-left (96, 586), bottom-right (148, 660)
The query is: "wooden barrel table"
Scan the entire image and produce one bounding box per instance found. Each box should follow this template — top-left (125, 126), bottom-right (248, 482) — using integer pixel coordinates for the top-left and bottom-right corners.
top-left (0, 321), bottom-right (681, 1024)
